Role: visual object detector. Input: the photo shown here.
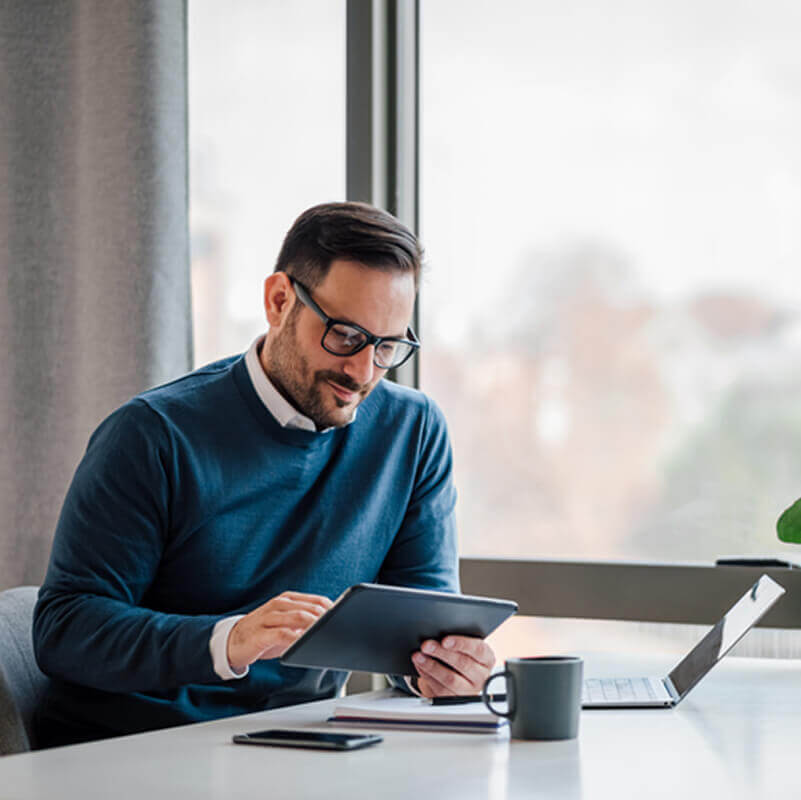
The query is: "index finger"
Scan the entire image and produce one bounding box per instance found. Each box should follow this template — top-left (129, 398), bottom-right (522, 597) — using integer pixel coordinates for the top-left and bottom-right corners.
top-left (270, 598), bottom-right (333, 618)
top-left (439, 635), bottom-right (495, 669)
top-left (279, 591), bottom-right (334, 609)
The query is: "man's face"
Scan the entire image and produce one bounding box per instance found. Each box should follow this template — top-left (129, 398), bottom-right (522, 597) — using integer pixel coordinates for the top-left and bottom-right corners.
top-left (264, 259), bottom-right (416, 430)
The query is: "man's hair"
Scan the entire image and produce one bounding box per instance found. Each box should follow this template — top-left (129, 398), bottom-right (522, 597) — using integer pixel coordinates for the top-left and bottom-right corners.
top-left (274, 202), bottom-right (423, 290)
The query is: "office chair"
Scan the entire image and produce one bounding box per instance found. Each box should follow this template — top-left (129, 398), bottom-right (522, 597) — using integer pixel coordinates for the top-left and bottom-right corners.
top-left (0, 586), bottom-right (49, 755)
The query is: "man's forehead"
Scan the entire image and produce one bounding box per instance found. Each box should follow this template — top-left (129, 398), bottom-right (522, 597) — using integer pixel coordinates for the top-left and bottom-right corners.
top-left (311, 262), bottom-right (416, 335)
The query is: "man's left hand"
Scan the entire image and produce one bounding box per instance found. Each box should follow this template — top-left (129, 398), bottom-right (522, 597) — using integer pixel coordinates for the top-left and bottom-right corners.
top-left (411, 636), bottom-right (496, 697)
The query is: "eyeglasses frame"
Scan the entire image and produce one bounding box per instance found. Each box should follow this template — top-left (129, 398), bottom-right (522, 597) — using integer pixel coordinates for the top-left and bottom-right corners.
top-left (289, 277), bottom-right (420, 370)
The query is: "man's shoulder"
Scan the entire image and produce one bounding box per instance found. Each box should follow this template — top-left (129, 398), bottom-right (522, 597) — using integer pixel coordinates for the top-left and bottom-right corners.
top-left (94, 355), bottom-right (243, 443)
top-left (369, 378), bottom-right (424, 410)
top-left (135, 354), bottom-right (242, 415)
top-left (364, 380), bottom-right (448, 434)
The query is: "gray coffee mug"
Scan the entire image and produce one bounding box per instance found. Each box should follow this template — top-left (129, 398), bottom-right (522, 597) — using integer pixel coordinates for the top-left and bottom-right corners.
top-left (482, 656), bottom-right (583, 740)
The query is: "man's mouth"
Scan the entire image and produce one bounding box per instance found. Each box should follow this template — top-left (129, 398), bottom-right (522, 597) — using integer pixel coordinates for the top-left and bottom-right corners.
top-left (327, 379), bottom-right (359, 403)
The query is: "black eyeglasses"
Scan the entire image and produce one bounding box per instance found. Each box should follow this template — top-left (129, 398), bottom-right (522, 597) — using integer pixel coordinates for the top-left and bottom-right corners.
top-left (290, 278), bottom-right (420, 370)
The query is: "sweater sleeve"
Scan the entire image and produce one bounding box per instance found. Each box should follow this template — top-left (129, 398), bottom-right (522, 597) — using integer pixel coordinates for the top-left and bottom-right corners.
top-left (33, 400), bottom-right (221, 693)
top-left (378, 396), bottom-right (460, 594)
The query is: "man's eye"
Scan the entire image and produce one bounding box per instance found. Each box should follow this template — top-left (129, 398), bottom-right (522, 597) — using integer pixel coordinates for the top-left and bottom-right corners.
top-left (331, 326), bottom-right (355, 342)
top-left (328, 325), bottom-right (364, 351)
top-left (377, 341), bottom-right (398, 359)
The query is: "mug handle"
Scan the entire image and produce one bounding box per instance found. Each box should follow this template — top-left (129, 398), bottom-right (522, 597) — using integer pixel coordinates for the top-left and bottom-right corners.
top-left (482, 670), bottom-right (514, 719)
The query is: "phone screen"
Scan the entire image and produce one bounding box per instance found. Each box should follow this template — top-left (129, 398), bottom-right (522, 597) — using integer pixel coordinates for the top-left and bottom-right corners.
top-left (233, 729), bottom-right (382, 750)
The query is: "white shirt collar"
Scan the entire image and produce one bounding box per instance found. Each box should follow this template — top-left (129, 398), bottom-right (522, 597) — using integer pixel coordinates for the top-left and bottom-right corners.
top-left (244, 335), bottom-right (357, 432)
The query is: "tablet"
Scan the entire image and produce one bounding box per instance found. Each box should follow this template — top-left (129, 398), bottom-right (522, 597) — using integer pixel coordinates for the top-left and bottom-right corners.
top-left (280, 583), bottom-right (518, 676)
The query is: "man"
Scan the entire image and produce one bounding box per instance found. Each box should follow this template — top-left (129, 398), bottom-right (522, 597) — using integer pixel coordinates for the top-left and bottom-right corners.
top-left (33, 202), bottom-right (496, 747)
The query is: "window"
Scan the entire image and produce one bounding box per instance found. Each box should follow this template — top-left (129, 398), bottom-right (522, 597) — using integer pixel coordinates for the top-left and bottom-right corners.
top-left (421, 0), bottom-right (801, 563)
top-left (186, 4), bottom-right (801, 658)
top-left (189, 0), bottom-right (346, 367)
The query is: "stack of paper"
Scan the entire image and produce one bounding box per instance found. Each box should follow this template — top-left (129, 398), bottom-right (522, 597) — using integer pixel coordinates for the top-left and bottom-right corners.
top-left (328, 693), bottom-right (508, 734)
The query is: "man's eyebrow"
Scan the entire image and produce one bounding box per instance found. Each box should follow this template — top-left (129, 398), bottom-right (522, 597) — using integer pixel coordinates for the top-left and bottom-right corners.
top-left (338, 315), bottom-right (408, 340)
top-left (318, 299), bottom-right (408, 339)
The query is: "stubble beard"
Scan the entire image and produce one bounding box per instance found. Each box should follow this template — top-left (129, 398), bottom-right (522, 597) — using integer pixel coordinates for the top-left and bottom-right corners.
top-left (263, 319), bottom-right (370, 430)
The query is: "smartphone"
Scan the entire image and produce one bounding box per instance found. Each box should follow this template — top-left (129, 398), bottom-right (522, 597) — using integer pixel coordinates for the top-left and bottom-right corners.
top-left (232, 729), bottom-right (383, 751)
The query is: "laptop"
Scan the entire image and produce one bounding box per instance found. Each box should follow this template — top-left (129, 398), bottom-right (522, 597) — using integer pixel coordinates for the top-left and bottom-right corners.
top-left (582, 574), bottom-right (785, 708)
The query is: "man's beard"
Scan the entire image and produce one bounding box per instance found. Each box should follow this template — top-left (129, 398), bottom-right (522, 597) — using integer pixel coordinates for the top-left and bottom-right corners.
top-left (264, 319), bottom-right (370, 430)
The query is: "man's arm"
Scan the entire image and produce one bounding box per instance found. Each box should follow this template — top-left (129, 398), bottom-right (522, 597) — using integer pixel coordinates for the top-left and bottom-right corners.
top-left (34, 400), bottom-right (329, 693)
top-left (32, 401), bottom-right (224, 692)
top-left (377, 397), bottom-right (459, 592)
top-left (377, 397), bottom-right (496, 696)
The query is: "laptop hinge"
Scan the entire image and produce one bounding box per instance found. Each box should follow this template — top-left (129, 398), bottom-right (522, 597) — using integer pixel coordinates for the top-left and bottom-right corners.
top-left (663, 676), bottom-right (681, 704)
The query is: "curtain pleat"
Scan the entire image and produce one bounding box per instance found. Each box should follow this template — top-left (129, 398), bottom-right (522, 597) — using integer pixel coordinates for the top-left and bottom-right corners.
top-left (0, 0), bottom-right (191, 589)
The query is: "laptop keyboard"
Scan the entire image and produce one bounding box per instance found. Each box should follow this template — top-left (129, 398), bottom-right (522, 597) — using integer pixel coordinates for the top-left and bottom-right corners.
top-left (583, 677), bottom-right (659, 704)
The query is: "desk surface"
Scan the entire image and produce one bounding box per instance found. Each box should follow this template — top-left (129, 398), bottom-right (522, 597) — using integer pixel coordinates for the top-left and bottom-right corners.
top-left (2, 654), bottom-right (801, 800)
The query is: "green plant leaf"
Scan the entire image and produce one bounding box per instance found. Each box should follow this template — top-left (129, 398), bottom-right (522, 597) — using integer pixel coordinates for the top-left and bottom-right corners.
top-left (777, 497), bottom-right (801, 543)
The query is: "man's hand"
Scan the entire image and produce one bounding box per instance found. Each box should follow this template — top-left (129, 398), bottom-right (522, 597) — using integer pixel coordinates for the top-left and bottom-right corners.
top-left (227, 591), bottom-right (333, 673)
top-left (411, 636), bottom-right (496, 697)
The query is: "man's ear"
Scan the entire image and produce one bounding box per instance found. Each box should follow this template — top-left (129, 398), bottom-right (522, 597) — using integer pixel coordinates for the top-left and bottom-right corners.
top-left (263, 272), bottom-right (296, 329)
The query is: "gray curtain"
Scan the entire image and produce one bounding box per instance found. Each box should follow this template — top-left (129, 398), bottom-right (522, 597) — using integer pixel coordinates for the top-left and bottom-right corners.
top-left (0, 1), bottom-right (192, 589)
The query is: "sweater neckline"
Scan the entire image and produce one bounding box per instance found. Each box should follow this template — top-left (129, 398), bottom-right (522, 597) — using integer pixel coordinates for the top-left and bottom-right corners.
top-left (230, 356), bottom-right (340, 449)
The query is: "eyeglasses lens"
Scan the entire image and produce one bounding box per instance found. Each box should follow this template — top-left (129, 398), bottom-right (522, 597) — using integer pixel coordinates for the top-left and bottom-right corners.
top-left (325, 324), bottom-right (366, 354)
top-left (322, 326), bottom-right (412, 369)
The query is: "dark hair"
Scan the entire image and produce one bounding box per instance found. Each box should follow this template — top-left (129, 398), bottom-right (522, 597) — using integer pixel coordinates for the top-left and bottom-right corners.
top-left (274, 202), bottom-right (423, 290)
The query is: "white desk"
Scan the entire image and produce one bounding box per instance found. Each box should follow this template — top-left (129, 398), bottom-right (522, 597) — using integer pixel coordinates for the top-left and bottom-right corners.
top-left (2, 654), bottom-right (801, 799)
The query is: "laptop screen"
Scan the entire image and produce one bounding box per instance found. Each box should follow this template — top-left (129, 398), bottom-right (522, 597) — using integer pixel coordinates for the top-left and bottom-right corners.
top-left (667, 574), bottom-right (785, 700)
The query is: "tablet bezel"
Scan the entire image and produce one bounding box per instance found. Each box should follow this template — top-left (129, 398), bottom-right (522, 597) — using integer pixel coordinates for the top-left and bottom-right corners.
top-left (280, 583), bottom-right (518, 676)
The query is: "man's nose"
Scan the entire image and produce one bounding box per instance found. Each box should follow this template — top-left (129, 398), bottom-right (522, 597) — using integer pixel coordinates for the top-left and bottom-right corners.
top-left (342, 345), bottom-right (376, 386)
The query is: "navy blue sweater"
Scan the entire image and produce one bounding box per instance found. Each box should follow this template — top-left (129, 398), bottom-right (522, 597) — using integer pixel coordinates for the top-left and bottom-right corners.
top-left (33, 354), bottom-right (458, 744)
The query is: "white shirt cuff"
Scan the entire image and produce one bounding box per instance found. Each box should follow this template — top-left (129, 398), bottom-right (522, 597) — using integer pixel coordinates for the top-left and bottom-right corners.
top-left (210, 615), bottom-right (249, 680)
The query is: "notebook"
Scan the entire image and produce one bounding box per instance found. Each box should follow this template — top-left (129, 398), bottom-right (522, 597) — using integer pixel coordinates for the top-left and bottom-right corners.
top-left (582, 574), bottom-right (786, 708)
top-left (328, 692), bottom-right (507, 734)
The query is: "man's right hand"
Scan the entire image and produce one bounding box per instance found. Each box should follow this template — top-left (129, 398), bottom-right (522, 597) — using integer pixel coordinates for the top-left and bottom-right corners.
top-left (227, 591), bottom-right (333, 673)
